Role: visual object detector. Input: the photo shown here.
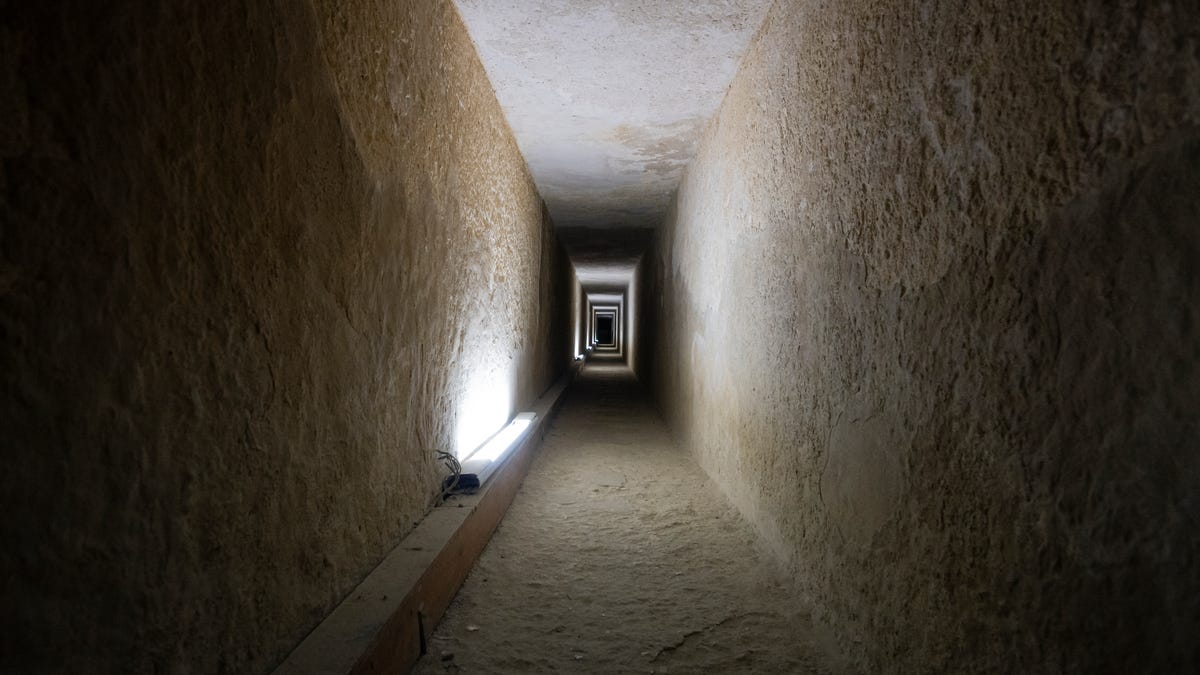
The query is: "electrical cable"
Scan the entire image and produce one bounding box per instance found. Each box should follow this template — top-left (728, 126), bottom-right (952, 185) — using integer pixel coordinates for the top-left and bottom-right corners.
top-left (436, 449), bottom-right (466, 504)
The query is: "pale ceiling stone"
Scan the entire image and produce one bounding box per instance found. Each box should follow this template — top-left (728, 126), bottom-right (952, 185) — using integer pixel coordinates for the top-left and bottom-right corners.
top-left (452, 0), bottom-right (773, 232)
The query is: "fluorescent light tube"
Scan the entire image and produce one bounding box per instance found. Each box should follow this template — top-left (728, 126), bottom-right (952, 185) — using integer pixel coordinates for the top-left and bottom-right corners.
top-left (458, 412), bottom-right (537, 487)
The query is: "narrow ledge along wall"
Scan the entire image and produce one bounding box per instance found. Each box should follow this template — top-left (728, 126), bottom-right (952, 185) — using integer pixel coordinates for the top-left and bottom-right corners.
top-left (650, 1), bottom-right (1200, 672)
top-left (0, 1), bottom-right (567, 673)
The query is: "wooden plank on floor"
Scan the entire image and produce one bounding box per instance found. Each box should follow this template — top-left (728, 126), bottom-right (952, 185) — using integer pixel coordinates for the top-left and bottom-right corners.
top-left (274, 372), bottom-right (573, 675)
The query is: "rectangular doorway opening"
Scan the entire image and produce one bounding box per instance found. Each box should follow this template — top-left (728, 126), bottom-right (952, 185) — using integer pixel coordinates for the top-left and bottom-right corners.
top-left (596, 314), bottom-right (615, 346)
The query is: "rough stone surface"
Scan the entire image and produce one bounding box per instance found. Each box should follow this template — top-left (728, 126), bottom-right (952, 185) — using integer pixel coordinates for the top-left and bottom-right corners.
top-left (451, 0), bottom-right (774, 229)
top-left (559, 226), bottom-right (653, 287)
top-left (650, 1), bottom-right (1200, 671)
top-left (0, 1), bottom-right (566, 672)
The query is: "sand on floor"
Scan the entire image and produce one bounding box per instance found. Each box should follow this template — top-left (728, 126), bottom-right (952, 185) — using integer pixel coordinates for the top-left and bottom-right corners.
top-left (416, 364), bottom-right (847, 673)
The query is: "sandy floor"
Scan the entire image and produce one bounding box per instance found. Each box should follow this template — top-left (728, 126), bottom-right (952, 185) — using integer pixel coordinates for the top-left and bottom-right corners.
top-left (416, 363), bottom-right (846, 673)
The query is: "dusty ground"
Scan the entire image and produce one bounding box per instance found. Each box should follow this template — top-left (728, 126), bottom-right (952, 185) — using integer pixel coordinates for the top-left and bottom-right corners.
top-left (416, 363), bottom-right (846, 673)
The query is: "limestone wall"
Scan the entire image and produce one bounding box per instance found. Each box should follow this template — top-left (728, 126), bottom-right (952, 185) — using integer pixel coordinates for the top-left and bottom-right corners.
top-left (650, 1), bottom-right (1200, 670)
top-left (0, 1), bottom-right (564, 672)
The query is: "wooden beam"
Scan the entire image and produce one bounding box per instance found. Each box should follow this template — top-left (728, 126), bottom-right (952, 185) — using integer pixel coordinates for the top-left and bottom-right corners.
top-left (274, 372), bottom-right (573, 675)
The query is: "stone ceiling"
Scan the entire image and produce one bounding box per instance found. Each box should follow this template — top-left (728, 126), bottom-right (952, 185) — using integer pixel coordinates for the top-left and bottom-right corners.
top-left (452, 0), bottom-right (773, 235)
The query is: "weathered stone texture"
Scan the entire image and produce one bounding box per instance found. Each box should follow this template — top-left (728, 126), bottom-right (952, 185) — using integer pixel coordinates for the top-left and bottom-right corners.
top-left (0, 1), bottom-right (564, 672)
top-left (651, 1), bottom-right (1199, 671)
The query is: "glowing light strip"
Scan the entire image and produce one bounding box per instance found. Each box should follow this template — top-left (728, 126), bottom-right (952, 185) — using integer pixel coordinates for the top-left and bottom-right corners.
top-left (459, 412), bottom-right (537, 486)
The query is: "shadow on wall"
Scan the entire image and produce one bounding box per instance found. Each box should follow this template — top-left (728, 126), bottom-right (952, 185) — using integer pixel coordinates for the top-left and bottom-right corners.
top-left (0, 1), bottom-right (569, 673)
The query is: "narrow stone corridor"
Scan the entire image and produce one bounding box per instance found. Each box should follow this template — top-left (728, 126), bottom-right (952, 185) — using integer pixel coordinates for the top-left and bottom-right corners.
top-left (417, 364), bottom-right (844, 674)
top-left (4, 1), bottom-right (1198, 672)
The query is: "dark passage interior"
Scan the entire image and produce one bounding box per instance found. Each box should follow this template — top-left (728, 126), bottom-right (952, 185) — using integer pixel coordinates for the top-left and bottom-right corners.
top-left (595, 315), bottom-right (614, 347)
top-left (2, 1), bottom-right (1198, 673)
